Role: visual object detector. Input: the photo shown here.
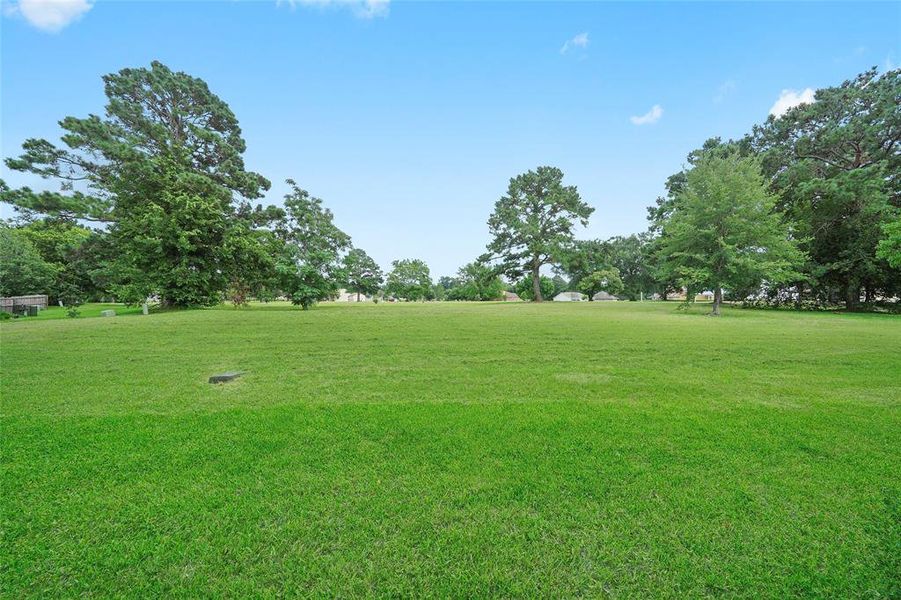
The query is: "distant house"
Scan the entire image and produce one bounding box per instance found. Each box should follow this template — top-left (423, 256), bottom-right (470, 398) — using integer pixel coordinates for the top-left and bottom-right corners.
top-left (553, 291), bottom-right (586, 302)
top-left (503, 291), bottom-right (522, 302)
top-left (591, 291), bottom-right (618, 301)
top-left (335, 289), bottom-right (367, 302)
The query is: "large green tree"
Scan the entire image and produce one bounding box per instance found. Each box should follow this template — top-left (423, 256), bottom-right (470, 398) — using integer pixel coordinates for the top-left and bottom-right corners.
top-left (2, 61), bottom-right (271, 307)
top-left (646, 138), bottom-right (751, 300)
top-left (276, 180), bottom-right (351, 310)
top-left (656, 151), bottom-right (805, 315)
top-left (342, 248), bottom-right (383, 301)
top-left (486, 166), bottom-right (593, 302)
top-left (751, 68), bottom-right (901, 309)
top-left (385, 259), bottom-right (432, 301)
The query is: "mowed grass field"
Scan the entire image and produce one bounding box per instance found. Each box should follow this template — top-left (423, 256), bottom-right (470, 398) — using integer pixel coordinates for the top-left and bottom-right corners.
top-left (2, 301), bottom-right (899, 597)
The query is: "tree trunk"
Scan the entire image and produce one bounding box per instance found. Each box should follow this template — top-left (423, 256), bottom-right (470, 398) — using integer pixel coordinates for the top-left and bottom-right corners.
top-left (711, 288), bottom-right (722, 316)
top-left (356, 291), bottom-right (360, 302)
top-left (845, 282), bottom-right (859, 311)
top-left (532, 262), bottom-right (542, 302)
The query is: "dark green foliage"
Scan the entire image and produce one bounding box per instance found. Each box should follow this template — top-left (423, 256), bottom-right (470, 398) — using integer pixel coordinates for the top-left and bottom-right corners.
top-left (750, 68), bottom-right (901, 309)
top-left (0, 227), bottom-right (56, 296)
top-left (342, 248), bottom-right (383, 301)
top-left (558, 235), bottom-right (656, 300)
top-left (556, 239), bottom-right (610, 287)
top-left (2, 62), bottom-right (271, 307)
top-left (445, 261), bottom-right (504, 301)
top-left (487, 166), bottom-right (593, 301)
top-left (385, 259), bottom-right (432, 301)
top-left (514, 274), bottom-right (556, 301)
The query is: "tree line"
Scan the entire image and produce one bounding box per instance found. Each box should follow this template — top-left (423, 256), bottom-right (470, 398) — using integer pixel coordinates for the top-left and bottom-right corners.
top-left (1, 62), bottom-right (898, 313)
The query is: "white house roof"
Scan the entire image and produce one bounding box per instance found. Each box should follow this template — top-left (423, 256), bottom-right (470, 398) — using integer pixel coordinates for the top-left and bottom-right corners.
top-left (553, 291), bottom-right (586, 301)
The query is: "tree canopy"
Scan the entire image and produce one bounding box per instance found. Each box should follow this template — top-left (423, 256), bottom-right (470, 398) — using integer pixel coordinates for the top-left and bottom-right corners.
top-left (578, 268), bottom-right (624, 300)
top-left (343, 248), bottom-right (383, 301)
top-left (385, 259), bottom-right (432, 301)
top-left (2, 61), bottom-right (271, 307)
top-left (0, 227), bottom-right (57, 298)
top-left (656, 151), bottom-right (805, 315)
top-left (750, 67), bottom-right (900, 309)
top-left (486, 166), bottom-right (593, 302)
top-left (276, 180), bottom-right (351, 309)
top-left (445, 261), bottom-right (504, 301)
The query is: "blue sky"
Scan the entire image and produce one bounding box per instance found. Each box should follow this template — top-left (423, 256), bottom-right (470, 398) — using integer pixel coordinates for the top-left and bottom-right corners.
top-left (2, 1), bottom-right (899, 277)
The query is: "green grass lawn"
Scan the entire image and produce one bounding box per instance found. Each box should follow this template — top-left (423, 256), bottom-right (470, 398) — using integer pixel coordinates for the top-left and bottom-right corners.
top-left (2, 302), bottom-right (899, 596)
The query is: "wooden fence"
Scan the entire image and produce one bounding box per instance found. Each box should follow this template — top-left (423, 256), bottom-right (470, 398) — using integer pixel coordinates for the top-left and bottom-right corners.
top-left (0, 295), bottom-right (49, 313)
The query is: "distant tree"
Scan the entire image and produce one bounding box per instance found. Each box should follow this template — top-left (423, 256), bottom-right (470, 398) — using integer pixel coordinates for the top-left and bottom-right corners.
top-left (579, 268), bottom-right (624, 300)
top-left (276, 180), bottom-right (351, 310)
top-left (515, 274), bottom-right (556, 302)
top-left (877, 219), bottom-right (901, 269)
top-left (223, 202), bottom-right (289, 304)
top-left (447, 261), bottom-right (504, 301)
top-left (430, 283), bottom-right (446, 301)
top-left (656, 151), bottom-right (805, 316)
top-left (342, 248), bottom-right (383, 301)
top-left (551, 275), bottom-right (569, 297)
top-left (559, 235), bottom-right (655, 300)
top-left (437, 276), bottom-right (458, 291)
top-left (604, 234), bottom-right (656, 300)
top-left (556, 239), bottom-right (610, 288)
top-left (1, 61), bottom-right (272, 307)
top-left (486, 166), bottom-right (593, 301)
top-left (0, 227), bottom-right (56, 297)
top-left (385, 259), bottom-right (432, 301)
top-left (13, 218), bottom-right (110, 302)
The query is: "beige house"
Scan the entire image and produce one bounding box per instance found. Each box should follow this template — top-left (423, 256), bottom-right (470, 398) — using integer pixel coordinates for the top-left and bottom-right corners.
top-left (335, 289), bottom-right (368, 302)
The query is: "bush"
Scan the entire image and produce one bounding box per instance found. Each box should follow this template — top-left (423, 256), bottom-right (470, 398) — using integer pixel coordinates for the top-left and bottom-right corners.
top-left (0, 311), bottom-right (11, 321)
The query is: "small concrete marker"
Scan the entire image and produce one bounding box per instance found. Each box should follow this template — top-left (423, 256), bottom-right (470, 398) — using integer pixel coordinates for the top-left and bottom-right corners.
top-left (100, 309), bottom-right (116, 317)
top-left (209, 371), bottom-right (243, 384)
top-left (142, 303), bottom-right (149, 315)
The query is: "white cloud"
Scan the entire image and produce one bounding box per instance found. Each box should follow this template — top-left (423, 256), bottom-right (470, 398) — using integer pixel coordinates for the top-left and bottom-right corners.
top-left (713, 80), bottom-right (736, 104)
top-left (277, 0), bottom-right (389, 19)
top-left (3, 0), bottom-right (93, 32)
top-left (560, 32), bottom-right (589, 55)
top-left (630, 104), bottom-right (663, 126)
top-left (768, 88), bottom-right (815, 117)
